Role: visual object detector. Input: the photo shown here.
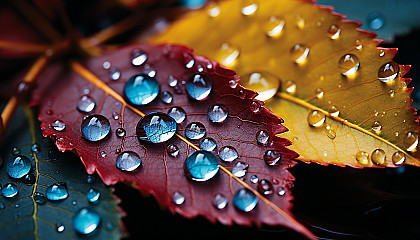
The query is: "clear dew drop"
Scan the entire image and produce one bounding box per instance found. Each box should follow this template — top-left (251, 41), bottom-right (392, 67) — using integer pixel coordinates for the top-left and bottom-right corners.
top-left (265, 16), bottom-right (285, 38)
top-left (232, 161), bottom-right (249, 178)
top-left (109, 67), bottom-right (121, 81)
top-left (1, 183), bottom-right (18, 198)
top-left (404, 132), bottom-right (418, 152)
top-left (131, 49), bottom-right (147, 66)
top-left (31, 143), bottom-right (40, 153)
top-left (249, 101), bottom-right (261, 113)
top-left (338, 54), bottom-right (360, 76)
top-left (168, 107), bottom-right (186, 124)
top-left (100, 151), bottom-right (106, 158)
top-left (184, 150), bottom-right (219, 181)
top-left (263, 150), bottom-right (281, 165)
top-left (258, 179), bottom-right (273, 195)
top-left (372, 121), bottom-right (382, 132)
top-left (116, 151), bottom-right (142, 172)
top-left (56, 223), bottom-right (65, 233)
top-left (218, 146), bottom-right (238, 162)
top-left (199, 137), bottom-right (217, 152)
top-left (371, 149), bottom-right (386, 165)
top-left (172, 191), bottom-right (185, 205)
top-left (81, 115), bottom-right (111, 142)
top-left (112, 112), bottom-right (119, 120)
top-left (278, 187), bottom-right (286, 196)
top-left (356, 151), bottom-right (369, 165)
top-left (324, 123), bottom-right (336, 140)
top-left (212, 193), bottom-right (228, 210)
top-left (328, 105), bottom-right (340, 117)
top-left (77, 95), bottom-right (96, 113)
top-left (307, 110), bottom-right (326, 127)
top-left (34, 192), bottom-right (47, 205)
top-left (102, 61), bottom-right (111, 69)
top-left (168, 75), bottom-right (178, 88)
top-left (116, 128), bottom-right (126, 137)
top-left (241, 0), bottom-right (258, 16)
top-left (378, 61), bottom-right (399, 83)
top-left (161, 91), bottom-right (173, 104)
top-left (392, 151), bottom-right (405, 166)
top-left (233, 188), bottom-right (257, 212)
top-left (12, 147), bottom-right (21, 155)
top-left (290, 44), bottom-right (310, 64)
top-left (185, 122), bottom-right (206, 140)
top-left (250, 175), bottom-right (258, 184)
top-left (136, 112), bottom-right (177, 143)
top-left (215, 43), bottom-right (240, 68)
top-left (166, 144), bottom-right (180, 157)
top-left (86, 188), bottom-right (100, 203)
top-left (72, 201), bottom-right (77, 205)
top-left (256, 130), bottom-right (270, 146)
top-left (285, 80), bottom-right (297, 94)
top-left (7, 155), bottom-right (31, 179)
top-left (355, 40), bottom-right (363, 50)
top-left (207, 104), bottom-right (228, 123)
top-left (73, 208), bottom-right (101, 235)
top-left (185, 74), bottom-right (213, 101)
top-left (328, 24), bottom-right (341, 39)
top-left (86, 175), bottom-right (96, 184)
top-left (46, 183), bottom-right (69, 201)
top-left (124, 74), bottom-right (159, 106)
top-left (315, 88), bottom-right (324, 99)
top-left (388, 90), bottom-right (395, 97)
top-left (51, 120), bottom-right (66, 131)
top-left (241, 72), bottom-right (279, 101)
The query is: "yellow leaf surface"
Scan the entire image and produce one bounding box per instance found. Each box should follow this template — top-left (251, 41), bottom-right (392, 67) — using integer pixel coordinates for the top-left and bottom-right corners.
top-left (149, 0), bottom-right (420, 168)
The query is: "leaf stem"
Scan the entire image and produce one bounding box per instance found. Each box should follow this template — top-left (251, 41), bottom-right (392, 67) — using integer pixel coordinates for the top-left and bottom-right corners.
top-left (0, 41), bottom-right (49, 53)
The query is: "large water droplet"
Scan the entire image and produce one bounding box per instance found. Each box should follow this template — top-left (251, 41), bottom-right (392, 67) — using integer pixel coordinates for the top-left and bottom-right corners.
top-left (328, 24), bottom-right (341, 39)
top-left (161, 91), bottom-right (173, 104)
top-left (232, 161), bottom-right (248, 178)
top-left (215, 43), bottom-right (240, 68)
top-left (1, 183), bottom-right (18, 198)
top-left (242, 72), bottom-right (279, 101)
top-left (172, 191), bottom-right (185, 205)
top-left (263, 150), bottom-right (281, 165)
top-left (34, 192), bottom-right (47, 205)
top-left (73, 208), bottom-right (101, 235)
top-left (185, 74), bottom-right (213, 101)
top-left (404, 132), bottom-right (418, 152)
top-left (51, 120), bottom-right (66, 131)
top-left (168, 107), bottom-right (186, 124)
top-left (258, 179), bottom-right (273, 195)
top-left (233, 188), bottom-right (257, 212)
top-left (241, 0), bottom-right (258, 16)
top-left (199, 137), bottom-right (217, 152)
top-left (371, 149), bottom-right (386, 165)
top-left (208, 104), bottom-right (228, 123)
top-left (356, 151), bottom-right (369, 165)
top-left (136, 112), bottom-right (177, 143)
top-left (116, 151), bottom-right (142, 172)
top-left (185, 122), bottom-right (206, 140)
top-left (166, 144), bottom-right (179, 157)
top-left (338, 54), bottom-right (360, 76)
top-left (290, 44), bottom-right (310, 64)
top-left (213, 193), bottom-right (228, 209)
top-left (124, 74), bottom-right (159, 106)
top-left (7, 155), bottom-right (31, 179)
top-left (256, 130), bottom-right (270, 146)
top-left (81, 115), bottom-right (111, 141)
top-left (131, 49), bottom-right (147, 66)
top-left (46, 183), bottom-right (69, 201)
top-left (371, 121), bottom-right (382, 132)
top-left (219, 146), bottom-right (238, 162)
top-left (378, 61), bottom-right (399, 83)
top-left (307, 110), bottom-right (326, 127)
top-left (86, 188), bottom-right (100, 203)
top-left (77, 96), bottom-right (96, 113)
top-left (185, 150), bottom-right (219, 181)
top-left (265, 16), bottom-right (285, 38)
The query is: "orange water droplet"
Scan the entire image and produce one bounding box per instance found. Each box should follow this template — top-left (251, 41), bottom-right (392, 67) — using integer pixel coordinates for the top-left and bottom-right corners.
top-left (392, 151), bottom-right (405, 166)
top-left (404, 131), bottom-right (418, 152)
top-left (284, 80), bottom-right (296, 94)
top-left (215, 43), bottom-right (240, 68)
top-left (291, 44), bottom-right (309, 64)
top-left (208, 4), bottom-right (221, 17)
top-left (355, 40), bottom-right (363, 50)
top-left (324, 124), bottom-right (336, 139)
top-left (328, 24), bottom-right (341, 39)
top-left (356, 151), bottom-right (369, 165)
top-left (371, 149), bottom-right (386, 165)
top-left (388, 89), bottom-right (395, 97)
top-left (242, 72), bottom-right (279, 101)
top-left (328, 105), bottom-right (340, 117)
top-left (338, 54), bottom-right (360, 76)
top-left (307, 110), bottom-right (326, 127)
top-left (241, 0), bottom-right (258, 16)
top-left (371, 121), bottom-right (382, 133)
top-left (265, 16), bottom-right (285, 38)
top-left (378, 61), bottom-right (399, 83)
top-left (295, 14), bottom-right (305, 28)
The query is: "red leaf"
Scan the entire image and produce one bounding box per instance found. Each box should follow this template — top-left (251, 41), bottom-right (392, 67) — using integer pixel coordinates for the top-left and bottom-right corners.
top-left (37, 43), bottom-right (315, 239)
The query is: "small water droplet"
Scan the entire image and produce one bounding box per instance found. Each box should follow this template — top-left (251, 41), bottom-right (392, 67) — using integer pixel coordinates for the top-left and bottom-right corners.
top-left (208, 104), bottom-right (228, 123)
top-left (34, 192), bottom-right (47, 205)
top-left (22, 173), bottom-right (36, 185)
top-left (290, 44), bottom-right (310, 64)
top-left (371, 149), bottom-right (386, 165)
top-left (14, 204), bottom-right (19, 208)
top-left (388, 90), bottom-right (395, 97)
top-left (378, 61), bottom-right (399, 83)
top-left (356, 151), bottom-right (369, 165)
top-left (73, 208), bottom-right (101, 235)
top-left (404, 132), bottom-right (418, 152)
top-left (324, 124), bottom-right (336, 139)
top-left (256, 130), bottom-right (270, 146)
top-left (30, 143), bottom-right (40, 153)
top-left (295, 14), bottom-right (305, 28)
top-left (258, 179), bottom-right (273, 195)
top-left (265, 16), bottom-right (285, 38)
top-left (168, 107), bottom-right (186, 124)
top-left (116, 128), bottom-right (126, 137)
top-left (77, 96), bottom-right (96, 113)
top-left (86, 188), bottom-right (100, 203)
top-left (241, 0), bottom-right (258, 16)
top-left (105, 222), bottom-right (115, 231)
top-left (278, 187), bottom-right (286, 196)
top-left (109, 67), bottom-right (121, 81)
top-left (372, 121), bottom-right (382, 132)
top-left (72, 201), bottom-right (77, 205)
top-left (112, 112), bottom-right (119, 120)
top-left (116, 151), bottom-right (142, 172)
top-left (185, 74), bottom-right (213, 101)
top-left (12, 147), bottom-right (21, 155)
top-left (100, 151), bottom-right (106, 158)
top-left (285, 80), bottom-right (296, 94)
top-left (392, 151), bottom-right (405, 166)
top-left (263, 150), bottom-right (281, 165)
top-left (338, 54), bottom-right (360, 76)
top-left (185, 122), bottom-right (206, 140)
top-left (215, 43), bottom-right (240, 68)
top-left (367, 12), bottom-right (385, 30)
top-left (232, 161), bottom-right (248, 178)
top-left (161, 91), bottom-right (173, 104)
top-left (46, 183), bottom-right (69, 201)
top-left (131, 49), bottom-right (147, 66)
top-left (250, 175), bottom-right (258, 184)
top-left (208, 4), bottom-right (221, 17)
top-left (0, 203), bottom-right (4, 209)
top-left (242, 72), bottom-right (279, 101)
top-left (307, 110), bottom-right (326, 127)
top-left (56, 223), bottom-right (65, 233)
top-left (124, 74), bottom-right (159, 106)
top-left (219, 146), bottom-right (238, 162)
top-left (233, 188), bottom-right (257, 212)
top-left (355, 40), bottom-right (363, 50)
top-left (213, 193), bottom-right (228, 209)
top-left (136, 112), bottom-right (177, 143)
top-left (81, 115), bottom-right (111, 141)
top-left (166, 144), bottom-right (179, 157)
top-left (249, 101), bottom-right (261, 112)
top-left (199, 138), bottom-right (217, 152)
top-left (86, 175), bottom-right (96, 184)
top-left (1, 183), bottom-right (18, 198)
top-left (185, 150), bottom-right (219, 181)
top-left (315, 88), bottom-right (324, 99)
top-left (379, 49), bottom-right (385, 57)
top-left (51, 120), bottom-right (66, 131)
top-left (102, 61), bottom-right (111, 69)
top-left (7, 155), bottom-right (31, 179)
top-left (168, 75), bottom-right (178, 88)
top-left (172, 191), bottom-right (185, 205)
top-left (328, 24), bottom-right (341, 39)
top-left (328, 105), bottom-right (340, 117)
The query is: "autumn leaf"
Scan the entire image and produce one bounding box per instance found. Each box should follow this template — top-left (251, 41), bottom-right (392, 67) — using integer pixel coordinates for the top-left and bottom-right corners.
top-left (149, 0), bottom-right (420, 168)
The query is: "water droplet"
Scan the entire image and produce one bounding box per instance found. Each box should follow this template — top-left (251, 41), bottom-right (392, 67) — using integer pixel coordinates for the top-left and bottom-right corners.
top-left (46, 183), bottom-right (68, 201)
top-left (103, 61), bottom-right (111, 69)
top-left (295, 14), bottom-right (305, 28)
top-left (136, 112), bottom-right (177, 143)
top-left (290, 44), bottom-right (310, 64)
top-left (51, 120), bottom-right (66, 131)
top-left (105, 222), bottom-right (115, 231)
top-left (328, 24), bottom-right (341, 39)
top-left (328, 106), bottom-right (340, 117)
top-left (86, 188), bottom-right (100, 203)
top-left (404, 132), bottom-right (418, 152)
top-left (265, 16), bottom-right (285, 38)
top-left (307, 110), bottom-right (326, 127)
top-left (184, 150), bottom-right (219, 181)
top-left (100, 151), bottom-right (106, 158)
top-left (77, 95), bottom-right (96, 113)
top-left (242, 72), bottom-right (279, 101)
top-left (185, 74), bottom-right (213, 101)
top-left (172, 191), bottom-right (185, 205)
top-left (56, 223), bottom-right (65, 233)
top-left (232, 161), bottom-right (248, 178)
top-left (116, 128), bottom-right (126, 137)
top-left (185, 122), bottom-right (206, 140)
top-left (372, 121), bottom-right (382, 132)
top-left (7, 155), bottom-right (31, 179)
top-left (168, 107), bottom-right (186, 124)
top-left (388, 90), bottom-right (395, 97)
top-left (250, 175), bottom-right (258, 184)
top-left (338, 54), bottom-right (360, 76)
top-left (278, 187), bottom-right (286, 196)
top-left (368, 12), bottom-right (385, 30)
top-left (0, 203), bottom-right (4, 209)
top-left (378, 61), bottom-right (399, 83)
top-left (81, 115), bottom-right (111, 142)
top-left (379, 49), bottom-right (385, 57)
top-left (131, 49), bottom-right (147, 66)
top-left (258, 179), bottom-right (273, 195)
top-left (315, 88), bottom-right (324, 99)
top-left (324, 124), bottom-right (336, 140)
top-left (371, 149), bottom-right (386, 165)
top-left (213, 193), bottom-right (228, 209)
top-left (241, 0), bottom-right (258, 16)
top-left (168, 75), bottom-right (178, 88)
top-left (12, 147), bottom-right (21, 155)
top-left (256, 130), bottom-right (270, 145)
top-left (285, 80), bottom-right (297, 94)
top-left (208, 104), bottom-right (228, 123)
top-left (263, 150), bottom-right (281, 165)
top-left (30, 143), bottom-right (40, 153)
top-left (219, 146), bottom-right (238, 162)
top-left (14, 204), bottom-right (19, 208)
top-left (109, 67), bottom-right (121, 81)
top-left (73, 208), bottom-right (101, 235)
top-left (208, 4), bottom-right (221, 17)
top-left (72, 200), bottom-right (77, 205)
top-left (215, 43), bottom-right (240, 68)
top-left (355, 40), bottom-right (363, 50)
top-left (249, 101), bottom-right (261, 113)
top-left (22, 173), bottom-right (36, 185)
top-left (199, 137), bottom-right (217, 152)
top-left (1, 183), bottom-right (18, 198)
top-left (116, 151), bottom-right (142, 172)
top-left (233, 188), bottom-right (257, 212)
top-left (161, 91), bottom-right (173, 104)
top-left (124, 74), bottom-right (159, 106)
top-left (166, 144), bottom-right (179, 157)
top-left (34, 192), bottom-right (47, 205)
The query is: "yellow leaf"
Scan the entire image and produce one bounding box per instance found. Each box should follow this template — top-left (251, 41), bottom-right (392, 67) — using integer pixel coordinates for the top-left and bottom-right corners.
top-left (149, 0), bottom-right (420, 168)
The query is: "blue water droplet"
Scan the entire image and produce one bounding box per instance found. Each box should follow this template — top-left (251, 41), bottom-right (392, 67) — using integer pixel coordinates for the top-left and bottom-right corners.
top-left (185, 74), bottom-right (212, 101)
top-left (213, 193), bottom-right (228, 209)
top-left (22, 173), bottom-right (36, 185)
top-left (219, 146), bottom-right (238, 162)
top-left (185, 122), bottom-right (206, 140)
top-left (77, 95), bottom-right (96, 113)
top-left (232, 161), bottom-right (248, 177)
top-left (34, 192), bottom-right (47, 205)
top-left (81, 115), bottom-right (111, 141)
top-left (124, 74), bottom-right (159, 106)
top-left (31, 143), bottom-right (40, 153)
top-left (185, 150), bottom-right (219, 181)
top-left (199, 137), bottom-right (217, 152)
top-left (46, 183), bottom-right (69, 201)
top-left (180, 0), bottom-right (207, 9)
top-left (12, 147), bottom-right (21, 155)
top-left (86, 188), bottom-right (100, 203)
top-left (166, 144), bottom-right (180, 157)
top-left (56, 223), bottom-right (65, 232)
top-left (172, 191), bottom-right (185, 205)
top-left (73, 208), bottom-right (101, 235)
top-left (207, 104), bottom-right (228, 123)
top-left (0, 203), bottom-right (4, 209)
top-left (116, 151), bottom-right (142, 172)
top-left (7, 155), bottom-right (31, 179)
top-left (86, 175), bottom-right (96, 184)
top-left (131, 49), bottom-right (147, 66)
top-left (367, 12), bottom-right (385, 30)
top-left (1, 183), bottom-right (18, 198)
top-left (233, 188), bottom-right (258, 212)
top-left (168, 107), bottom-right (186, 124)
top-left (263, 150), bottom-right (281, 165)
top-left (136, 112), bottom-right (177, 143)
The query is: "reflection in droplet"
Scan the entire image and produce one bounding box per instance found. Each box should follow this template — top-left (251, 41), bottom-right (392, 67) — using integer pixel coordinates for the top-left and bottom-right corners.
top-left (338, 54), bottom-right (360, 76)
top-left (131, 49), bottom-right (147, 66)
top-left (265, 16), bottom-right (285, 38)
top-left (46, 183), bottom-right (69, 201)
top-left (199, 138), bottom-right (217, 152)
top-left (137, 112), bottom-right (177, 143)
top-left (307, 110), bottom-right (326, 127)
top-left (167, 144), bottom-right (179, 157)
top-left (168, 107), bottom-right (186, 124)
top-left (185, 150), bottom-right (219, 181)
top-left (241, 72), bottom-right (279, 101)
top-left (1, 183), bottom-right (18, 198)
top-left (51, 120), bottom-right (66, 131)
top-left (124, 74), bottom-right (159, 106)
top-left (172, 191), bottom-right (185, 205)
top-left (73, 208), bottom-right (101, 235)
top-left (213, 193), bottom-right (228, 209)
top-left (81, 115), bottom-right (111, 141)
top-left (378, 61), bottom-right (399, 83)
top-left (356, 151), bottom-right (369, 165)
top-left (232, 161), bottom-right (249, 178)
top-left (208, 104), bottom-right (228, 123)
top-left (371, 149), bottom-right (386, 165)
top-left (328, 24), bottom-right (341, 39)
top-left (215, 43), bottom-right (240, 68)
top-left (263, 150), bottom-right (281, 165)
top-left (219, 146), bottom-right (238, 162)
top-left (185, 122), bottom-right (206, 140)
top-left (258, 179), bottom-right (273, 195)
top-left (161, 91), bottom-right (173, 104)
top-left (392, 151), bottom-right (405, 166)
top-left (404, 132), bottom-right (418, 152)
top-left (233, 188), bottom-right (257, 212)
top-left (290, 44), bottom-right (310, 64)
top-left (116, 151), bottom-right (142, 172)
top-left (7, 155), bottom-right (31, 179)
top-left (185, 74), bottom-right (213, 101)
top-left (256, 130), bottom-right (270, 146)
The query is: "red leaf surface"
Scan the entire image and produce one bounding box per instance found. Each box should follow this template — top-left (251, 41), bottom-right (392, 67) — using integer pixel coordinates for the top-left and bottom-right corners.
top-left (36, 43), bottom-right (315, 238)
